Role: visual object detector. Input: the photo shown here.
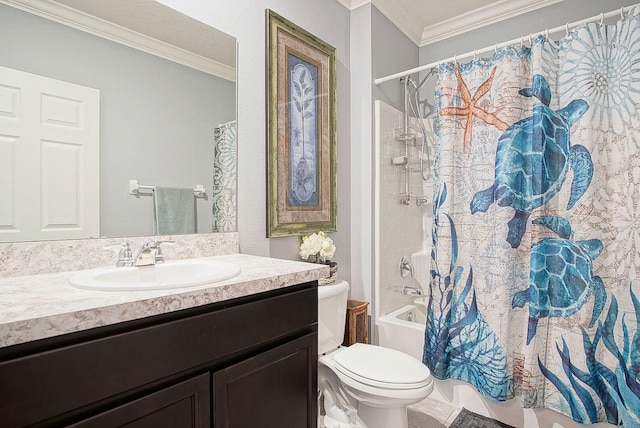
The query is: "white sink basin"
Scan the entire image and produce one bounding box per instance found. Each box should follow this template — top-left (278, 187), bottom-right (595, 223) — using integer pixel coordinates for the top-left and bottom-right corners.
top-left (69, 260), bottom-right (241, 291)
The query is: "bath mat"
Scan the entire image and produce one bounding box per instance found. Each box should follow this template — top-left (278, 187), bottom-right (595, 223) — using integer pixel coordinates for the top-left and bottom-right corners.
top-left (448, 408), bottom-right (514, 428)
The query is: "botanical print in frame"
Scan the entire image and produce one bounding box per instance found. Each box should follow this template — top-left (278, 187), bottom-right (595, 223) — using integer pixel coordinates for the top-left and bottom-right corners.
top-left (266, 10), bottom-right (337, 237)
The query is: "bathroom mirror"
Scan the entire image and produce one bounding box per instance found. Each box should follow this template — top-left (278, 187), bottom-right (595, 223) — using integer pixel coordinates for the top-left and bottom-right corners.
top-left (0, 0), bottom-right (237, 241)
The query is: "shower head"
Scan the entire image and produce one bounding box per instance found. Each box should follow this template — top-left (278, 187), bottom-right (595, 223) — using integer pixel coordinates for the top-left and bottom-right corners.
top-left (401, 76), bottom-right (419, 91)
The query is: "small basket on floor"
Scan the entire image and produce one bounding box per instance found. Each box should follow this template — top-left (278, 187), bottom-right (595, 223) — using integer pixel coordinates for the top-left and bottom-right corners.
top-left (343, 299), bottom-right (369, 346)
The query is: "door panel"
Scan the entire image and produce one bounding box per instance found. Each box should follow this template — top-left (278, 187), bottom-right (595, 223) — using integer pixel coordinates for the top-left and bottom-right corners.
top-left (0, 65), bottom-right (99, 241)
top-left (213, 333), bottom-right (317, 428)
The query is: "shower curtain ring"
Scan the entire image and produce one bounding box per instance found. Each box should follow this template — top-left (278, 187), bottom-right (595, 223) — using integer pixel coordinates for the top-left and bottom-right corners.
top-left (545, 29), bottom-right (549, 40)
top-left (600, 12), bottom-right (605, 27)
top-left (494, 43), bottom-right (498, 54)
top-left (565, 23), bottom-right (570, 37)
top-left (529, 33), bottom-right (533, 46)
top-left (473, 49), bottom-right (477, 60)
top-left (621, 7), bottom-right (625, 19)
top-left (520, 35), bottom-right (524, 48)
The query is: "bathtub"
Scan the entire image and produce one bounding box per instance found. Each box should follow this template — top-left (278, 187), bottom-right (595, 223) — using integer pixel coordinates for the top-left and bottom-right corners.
top-left (376, 302), bottom-right (613, 427)
top-left (378, 303), bottom-right (426, 361)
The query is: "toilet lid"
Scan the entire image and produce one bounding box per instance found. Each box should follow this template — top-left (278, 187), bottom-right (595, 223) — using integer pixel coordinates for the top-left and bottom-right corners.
top-left (333, 343), bottom-right (431, 389)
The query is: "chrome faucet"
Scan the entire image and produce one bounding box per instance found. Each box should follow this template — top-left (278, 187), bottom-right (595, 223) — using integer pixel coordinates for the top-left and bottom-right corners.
top-left (133, 240), bottom-right (175, 266)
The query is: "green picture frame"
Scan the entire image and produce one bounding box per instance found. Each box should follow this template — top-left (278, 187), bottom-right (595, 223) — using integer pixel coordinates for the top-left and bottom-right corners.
top-left (266, 10), bottom-right (337, 238)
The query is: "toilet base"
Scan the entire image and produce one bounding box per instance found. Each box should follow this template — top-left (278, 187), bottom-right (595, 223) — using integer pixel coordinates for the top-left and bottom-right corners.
top-left (357, 403), bottom-right (408, 428)
top-left (319, 405), bottom-right (408, 428)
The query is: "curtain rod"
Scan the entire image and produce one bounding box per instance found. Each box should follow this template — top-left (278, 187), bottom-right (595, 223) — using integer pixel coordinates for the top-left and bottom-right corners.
top-left (374, 4), bottom-right (636, 85)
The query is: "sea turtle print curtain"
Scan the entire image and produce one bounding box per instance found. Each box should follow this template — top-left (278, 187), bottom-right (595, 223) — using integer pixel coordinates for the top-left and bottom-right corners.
top-left (424, 7), bottom-right (640, 425)
top-left (212, 120), bottom-right (237, 232)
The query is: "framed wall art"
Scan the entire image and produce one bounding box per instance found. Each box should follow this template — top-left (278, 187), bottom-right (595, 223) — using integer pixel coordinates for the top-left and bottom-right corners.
top-left (266, 10), bottom-right (337, 237)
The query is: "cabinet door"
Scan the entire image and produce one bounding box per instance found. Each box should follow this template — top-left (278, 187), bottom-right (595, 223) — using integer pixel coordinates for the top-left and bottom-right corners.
top-left (70, 373), bottom-right (210, 428)
top-left (213, 332), bottom-right (317, 428)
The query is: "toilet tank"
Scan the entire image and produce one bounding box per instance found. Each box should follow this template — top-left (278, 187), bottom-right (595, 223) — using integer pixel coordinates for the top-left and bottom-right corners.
top-left (318, 280), bottom-right (349, 355)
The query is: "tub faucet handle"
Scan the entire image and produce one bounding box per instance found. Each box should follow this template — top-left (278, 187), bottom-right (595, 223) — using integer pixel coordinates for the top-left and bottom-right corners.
top-left (400, 256), bottom-right (414, 278)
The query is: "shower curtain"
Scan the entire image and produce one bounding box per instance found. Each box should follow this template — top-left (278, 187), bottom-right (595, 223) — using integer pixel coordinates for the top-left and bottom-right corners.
top-left (424, 7), bottom-right (640, 425)
top-left (212, 120), bottom-right (237, 232)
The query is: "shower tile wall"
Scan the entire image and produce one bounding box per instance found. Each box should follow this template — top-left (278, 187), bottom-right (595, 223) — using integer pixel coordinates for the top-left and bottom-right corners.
top-left (376, 101), bottom-right (433, 317)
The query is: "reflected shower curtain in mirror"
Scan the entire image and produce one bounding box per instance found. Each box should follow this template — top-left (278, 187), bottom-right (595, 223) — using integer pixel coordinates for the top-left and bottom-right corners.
top-left (424, 6), bottom-right (640, 425)
top-left (212, 120), bottom-right (237, 232)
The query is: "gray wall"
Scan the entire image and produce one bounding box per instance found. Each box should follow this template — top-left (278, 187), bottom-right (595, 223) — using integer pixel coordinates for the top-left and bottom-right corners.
top-left (0, 4), bottom-right (236, 238)
top-left (373, 6), bottom-right (419, 112)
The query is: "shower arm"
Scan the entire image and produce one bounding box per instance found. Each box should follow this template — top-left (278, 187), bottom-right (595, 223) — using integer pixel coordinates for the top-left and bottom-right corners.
top-left (408, 69), bottom-right (437, 182)
top-left (397, 69), bottom-right (435, 205)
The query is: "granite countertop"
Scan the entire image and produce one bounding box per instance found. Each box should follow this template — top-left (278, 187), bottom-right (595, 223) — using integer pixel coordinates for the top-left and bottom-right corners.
top-left (0, 254), bottom-right (328, 348)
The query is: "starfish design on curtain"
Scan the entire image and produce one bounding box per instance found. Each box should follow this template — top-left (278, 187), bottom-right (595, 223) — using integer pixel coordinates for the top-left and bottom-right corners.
top-left (440, 67), bottom-right (508, 154)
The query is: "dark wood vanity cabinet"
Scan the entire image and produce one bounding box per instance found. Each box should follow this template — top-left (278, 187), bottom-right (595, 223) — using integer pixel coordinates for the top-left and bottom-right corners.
top-left (0, 282), bottom-right (318, 428)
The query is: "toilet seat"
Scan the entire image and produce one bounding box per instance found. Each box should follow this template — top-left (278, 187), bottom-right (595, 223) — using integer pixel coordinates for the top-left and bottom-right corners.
top-left (332, 343), bottom-right (432, 390)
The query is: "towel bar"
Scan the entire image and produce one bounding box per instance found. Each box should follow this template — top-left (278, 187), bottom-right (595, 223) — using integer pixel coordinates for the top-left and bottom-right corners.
top-left (129, 180), bottom-right (206, 197)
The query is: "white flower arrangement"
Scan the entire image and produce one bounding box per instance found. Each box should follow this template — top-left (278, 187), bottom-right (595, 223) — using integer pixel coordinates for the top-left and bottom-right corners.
top-left (298, 231), bottom-right (336, 263)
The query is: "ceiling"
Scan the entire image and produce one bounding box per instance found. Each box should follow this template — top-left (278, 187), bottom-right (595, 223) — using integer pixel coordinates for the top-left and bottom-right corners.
top-left (342, 0), bottom-right (564, 46)
top-left (4, 0), bottom-right (564, 76)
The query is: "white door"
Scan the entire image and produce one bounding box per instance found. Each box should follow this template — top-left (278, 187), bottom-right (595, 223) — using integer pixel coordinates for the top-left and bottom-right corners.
top-left (0, 66), bottom-right (100, 242)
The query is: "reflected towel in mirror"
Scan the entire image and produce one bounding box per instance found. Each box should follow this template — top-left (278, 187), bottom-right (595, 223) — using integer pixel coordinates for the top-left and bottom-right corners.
top-left (153, 186), bottom-right (197, 235)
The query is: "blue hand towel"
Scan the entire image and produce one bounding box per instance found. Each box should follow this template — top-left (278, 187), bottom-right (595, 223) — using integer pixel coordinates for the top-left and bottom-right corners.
top-left (153, 186), bottom-right (196, 235)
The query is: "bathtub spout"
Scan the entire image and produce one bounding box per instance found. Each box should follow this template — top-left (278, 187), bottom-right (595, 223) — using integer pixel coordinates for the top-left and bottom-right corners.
top-left (402, 285), bottom-right (423, 295)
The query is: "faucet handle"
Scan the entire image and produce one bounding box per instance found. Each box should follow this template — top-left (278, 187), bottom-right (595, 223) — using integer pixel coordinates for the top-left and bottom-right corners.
top-left (140, 240), bottom-right (175, 248)
top-left (104, 242), bottom-right (133, 267)
top-left (151, 240), bottom-right (175, 264)
top-left (400, 256), bottom-right (414, 278)
top-left (154, 240), bottom-right (176, 247)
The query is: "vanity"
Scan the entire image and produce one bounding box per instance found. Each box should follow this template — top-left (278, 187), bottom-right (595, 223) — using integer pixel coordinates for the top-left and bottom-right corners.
top-left (0, 253), bottom-right (326, 428)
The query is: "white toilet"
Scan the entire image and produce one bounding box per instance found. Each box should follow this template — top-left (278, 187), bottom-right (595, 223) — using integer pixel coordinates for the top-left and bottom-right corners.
top-left (318, 280), bottom-right (433, 428)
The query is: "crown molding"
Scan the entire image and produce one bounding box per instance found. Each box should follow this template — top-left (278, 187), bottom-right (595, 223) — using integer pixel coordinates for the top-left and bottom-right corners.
top-left (0, 0), bottom-right (236, 81)
top-left (343, 0), bottom-right (564, 48)
top-left (372, 0), bottom-right (422, 45)
top-left (420, 0), bottom-right (563, 46)
top-left (351, 0), bottom-right (372, 10)
top-left (337, 0), bottom-right (371, 11)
